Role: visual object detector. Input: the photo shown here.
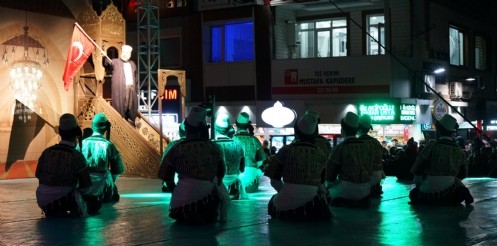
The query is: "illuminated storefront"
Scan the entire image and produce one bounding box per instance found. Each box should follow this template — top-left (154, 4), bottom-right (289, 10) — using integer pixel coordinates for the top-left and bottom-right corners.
top-left (358, 102), bottom-right (417, 124)
top-left (357, 102), bottom-right (420, 144)
top-left (209, 99), bottom-right (430, 151)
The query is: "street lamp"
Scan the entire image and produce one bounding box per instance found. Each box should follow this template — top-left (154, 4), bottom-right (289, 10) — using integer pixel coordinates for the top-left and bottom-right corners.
top-left (433, 68), bottom-right (445, 74)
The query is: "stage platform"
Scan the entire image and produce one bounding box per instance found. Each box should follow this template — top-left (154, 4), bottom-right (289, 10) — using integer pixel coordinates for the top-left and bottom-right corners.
top-left (1, 176), bottom-right (496, 246)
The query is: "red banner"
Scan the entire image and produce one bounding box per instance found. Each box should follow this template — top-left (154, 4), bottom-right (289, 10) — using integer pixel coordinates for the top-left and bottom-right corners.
top-left (62, 25), bottom-right (95, 91)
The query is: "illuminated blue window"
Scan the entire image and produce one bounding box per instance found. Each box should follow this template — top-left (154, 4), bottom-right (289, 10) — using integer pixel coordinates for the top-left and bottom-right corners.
top-left (211, 21), bottom-right (254, 62)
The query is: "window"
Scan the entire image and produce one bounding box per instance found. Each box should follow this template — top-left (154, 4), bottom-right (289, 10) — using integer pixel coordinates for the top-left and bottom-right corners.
top-left (210, 21), bottom-right (254, 62)
top-left (475, 35), bottom-right (487, 70)
top-left (298, 18), bottom-right (347, 58)
top-left (366, 14), bottom-right (385, 55)
top-left (449, 26), bottom-right (464, 66)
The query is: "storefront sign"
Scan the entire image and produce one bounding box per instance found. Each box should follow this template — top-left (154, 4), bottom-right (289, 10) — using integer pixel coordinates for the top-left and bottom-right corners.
top-left (284, 69), bottom-right (356, 86)
top-left (421, 124), bottom-right (434, 130)
top-left (160, 88), bottom-right (178, 100)
top-left (432, 99), bottom-right (448, 121)
top-left (271, 57), bottom-right (391, 99)
top-left (160, 85), bottom-right (182, 119)
top-left (139, 90), bottom-right (157, 111)
top-left (399, 104), bottom-right (416, 122)
top-left (359, 103), bottom-right (396, 122)
top-left (487, 120), bottom-right (497, 131)
top-left (359, 103), bottom-right (417, 124)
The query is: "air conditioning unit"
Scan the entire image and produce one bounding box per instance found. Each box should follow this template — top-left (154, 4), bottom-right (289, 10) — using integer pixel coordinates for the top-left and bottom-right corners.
top-left (449, 82), bottom-right (463, 99)
top-left (416, 75), bottom-right (435, 94)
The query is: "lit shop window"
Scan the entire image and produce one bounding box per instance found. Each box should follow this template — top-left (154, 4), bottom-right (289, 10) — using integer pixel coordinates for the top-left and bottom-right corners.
top-left (210, 21), bottom-right (254, 62)
top-left (475, 35), bottom-right (487, 70)
top-left (449, 26), bottom-right (465, 66)
top-left (298, 18), bottom-right (347, 58)
top-left (366, 14), bottom-right (384, 55)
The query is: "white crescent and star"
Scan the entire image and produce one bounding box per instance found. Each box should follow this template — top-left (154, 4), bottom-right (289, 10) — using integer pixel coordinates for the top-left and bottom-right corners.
top-left (72, 41), bottom-right (84, 61)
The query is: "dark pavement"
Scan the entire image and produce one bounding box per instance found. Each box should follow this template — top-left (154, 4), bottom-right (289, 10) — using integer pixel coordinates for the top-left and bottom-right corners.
top-left (1, 176), bottom-right (496, 246)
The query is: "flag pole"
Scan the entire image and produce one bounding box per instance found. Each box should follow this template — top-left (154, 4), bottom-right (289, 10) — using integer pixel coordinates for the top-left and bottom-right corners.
top-left (74, 22), bottom-right (111, 61)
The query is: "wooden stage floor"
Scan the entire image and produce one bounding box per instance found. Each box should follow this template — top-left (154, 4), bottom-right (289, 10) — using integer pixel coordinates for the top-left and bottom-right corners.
top-left (1, 176), bottom-right (497, 246)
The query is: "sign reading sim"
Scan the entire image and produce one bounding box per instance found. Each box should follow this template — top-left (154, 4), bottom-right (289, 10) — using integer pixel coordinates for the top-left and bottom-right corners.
top-left (160, 88), bottom-right (178, 100)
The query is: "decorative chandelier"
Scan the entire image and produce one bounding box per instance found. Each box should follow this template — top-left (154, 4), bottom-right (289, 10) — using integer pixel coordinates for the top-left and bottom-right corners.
top-left (2, 11), bottom-right (49, 122)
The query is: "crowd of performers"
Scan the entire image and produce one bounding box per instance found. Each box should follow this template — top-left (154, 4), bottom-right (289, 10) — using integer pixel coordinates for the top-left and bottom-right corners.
top-left (154, 107), bottom-right (474, 224)
top-left (35, 113), bottom-right (125, 217)
top-left (35, 108), bottom-right (475, 223)
top-left (156, 108), bottom-right (267, 223)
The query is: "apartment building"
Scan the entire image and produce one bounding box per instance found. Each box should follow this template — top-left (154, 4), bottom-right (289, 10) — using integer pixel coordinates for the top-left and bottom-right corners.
top-left (151, 0), bottom-right (497, 142)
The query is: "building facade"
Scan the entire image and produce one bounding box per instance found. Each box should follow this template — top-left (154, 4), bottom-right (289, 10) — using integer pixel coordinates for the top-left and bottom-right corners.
top-left (2, 0), bottom-right (496, 178)
top-left (151, 0), bottom-right (497, 143)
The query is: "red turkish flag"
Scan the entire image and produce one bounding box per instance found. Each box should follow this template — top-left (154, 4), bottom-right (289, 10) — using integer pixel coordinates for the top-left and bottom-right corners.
top-left (62, 24), bottom-right (95, 91)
